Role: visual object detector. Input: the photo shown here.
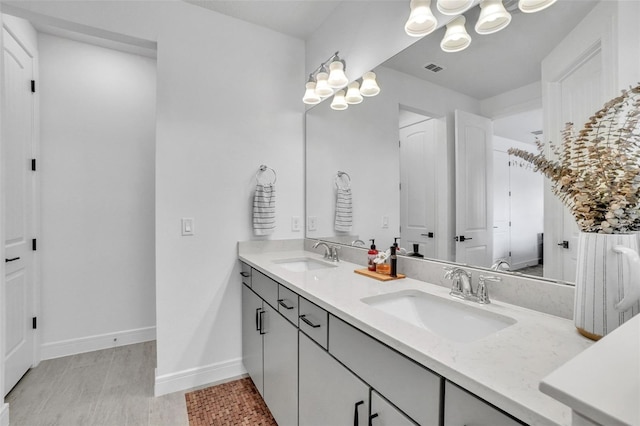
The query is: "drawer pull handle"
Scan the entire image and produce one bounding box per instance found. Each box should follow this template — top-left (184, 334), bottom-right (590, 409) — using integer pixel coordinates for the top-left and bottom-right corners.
top-left (278, 299), bottom-right (294, 310)
top-left (5, 257), bottom-right (20, 263)
top-left (354, 400), bottom-right (364, 426)
top-left (240, 271), bottom-right (250, 278)
top-left (259, 310), bottom-right (266, 335)
top-left (368, 413), bottom-right (379, 426)
top-left (299, 314), bottom-right (321, 328)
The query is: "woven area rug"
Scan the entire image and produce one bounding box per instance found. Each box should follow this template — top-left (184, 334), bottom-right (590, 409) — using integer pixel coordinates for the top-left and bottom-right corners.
top-left (185, 377), bottom-right (277, 426)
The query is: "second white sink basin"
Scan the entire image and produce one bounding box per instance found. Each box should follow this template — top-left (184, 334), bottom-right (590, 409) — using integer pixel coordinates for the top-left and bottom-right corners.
top-left (273, 257), bottom-right (337, 272)
top-left (362, 290), bottom-right (516, 343)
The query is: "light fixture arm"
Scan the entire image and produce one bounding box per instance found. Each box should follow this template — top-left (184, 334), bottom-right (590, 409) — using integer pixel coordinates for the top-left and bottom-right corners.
top-left (308, 51), bottom-right (343, 82)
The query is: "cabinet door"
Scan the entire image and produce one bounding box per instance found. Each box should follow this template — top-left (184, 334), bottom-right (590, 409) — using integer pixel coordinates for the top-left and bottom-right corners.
top-left (299, 332), bottom-right (369, 426)
top-left (263, 304), bottom-right (298, 426)
top-left (444, 381), bottom-right (523, 426)
top-left (370, 390), bottom-right (417, 426)
top-left (242, 284), bottom-right (264, 396)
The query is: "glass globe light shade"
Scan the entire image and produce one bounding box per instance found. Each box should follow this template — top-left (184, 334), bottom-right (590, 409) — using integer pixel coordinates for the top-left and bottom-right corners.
top-left (360, 72), bottom-right (381, 97)
top-left (327, 60), bottom-right (348, 88)
top-left (518, 0), bottom-right (558, 13)
top-left (475, 0), bottom-right (512, 35)
top-left (436, 0), bottom-right (474, 15)
top-left (330, 90), bottom-right (348, 111)
top-left (314, 71), bottom-right (333, 98)
top-left (302, 81), bottom-right (321, 105)
top-left (345, 81), bottom-right (363, 104)
top-left (441, 16), bottom-right (471, 52)
top-left (404, 0), bottom-right (438, 37)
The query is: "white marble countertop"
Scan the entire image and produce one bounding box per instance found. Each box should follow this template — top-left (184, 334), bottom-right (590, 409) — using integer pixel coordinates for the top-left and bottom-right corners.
top-left (239, 248), bottom-right (594, 426)
top-left (540, 314), bottom-right (640, 426)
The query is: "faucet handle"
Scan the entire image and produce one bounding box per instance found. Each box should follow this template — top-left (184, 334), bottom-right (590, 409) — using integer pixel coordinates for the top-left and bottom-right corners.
top-left (331, 245), bottom-right (340, 262)
top-left (477, 275), bottom-right (501, 304)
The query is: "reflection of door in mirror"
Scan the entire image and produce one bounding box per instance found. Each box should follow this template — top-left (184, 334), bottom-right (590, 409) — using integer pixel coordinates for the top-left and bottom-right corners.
top-left (399, 111), bottom-right (437, 259)
top-left (454, 110), bottom-right (493, 268)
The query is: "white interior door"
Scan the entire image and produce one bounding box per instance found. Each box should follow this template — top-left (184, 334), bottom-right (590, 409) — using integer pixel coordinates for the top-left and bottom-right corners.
top-left (399, 119), bottom-right (437, 258)
top-left (455, 110), bottom-right (493, 268)
top-left (3, 27), bottom-right (35, 396)
top-left (492, 149), bottom-right (510, 263)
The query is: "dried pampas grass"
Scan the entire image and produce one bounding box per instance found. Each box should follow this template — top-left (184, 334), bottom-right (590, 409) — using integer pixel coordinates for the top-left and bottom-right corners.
top-left (508, 84), bottom-right (640, 234)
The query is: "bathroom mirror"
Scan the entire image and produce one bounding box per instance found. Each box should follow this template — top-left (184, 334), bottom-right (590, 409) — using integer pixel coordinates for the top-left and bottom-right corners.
top-left (306, 0), bottom-right (606, 284)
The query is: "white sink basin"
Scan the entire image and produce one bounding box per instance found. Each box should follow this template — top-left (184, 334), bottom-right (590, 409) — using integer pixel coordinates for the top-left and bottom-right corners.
top-left (362, 290), bottom-right (516, 343)
top-left (273, 257), bottom-right (337, 272)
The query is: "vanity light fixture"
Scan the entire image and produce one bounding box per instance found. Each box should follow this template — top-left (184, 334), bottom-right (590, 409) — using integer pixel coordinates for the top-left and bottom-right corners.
top-left (441, 15), bottom-right (472, 52)
top-left (302, 75), bottom-right (321, 105)
top-left (314, 68), bottom-right (333, 98)
top-left (518, 0), bottom-right (557, 13)
top-left (330, 89), bottom-right (349, 110)
top-left (437, 0), bottom-right (474, 15)
top-left (405, 0), bottom-right (438, 37)
top-left (475, 0), bottom-right (512, 35)
top-left (327, 58), bottom-right (349, 88)
top-left (345, 81), bottom-right (364, 104)
top-left (360, 71), bottom-right (381, 97)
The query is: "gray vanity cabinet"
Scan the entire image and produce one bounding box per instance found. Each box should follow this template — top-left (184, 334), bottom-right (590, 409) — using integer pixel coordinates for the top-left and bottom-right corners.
top-left (299, 332), bottom-right (370, 426)
top-left (444, 381), bottom-right (524, 426)
top-left (262, 300), bottom-right (298, 426)
top-left (241, 284), bottom-right (264, 396)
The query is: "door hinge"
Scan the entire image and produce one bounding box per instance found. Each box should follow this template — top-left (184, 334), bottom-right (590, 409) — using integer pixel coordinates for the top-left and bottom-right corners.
top-left (509, 221), bottom-right (512, 226)
top-left (32, 238), bottom-right (37, 251)
top-left (31, 158), bottom-right (37, 171)
top-left (509, 251), bottom-right (512, 257)
top-left (399, 182), bottom-right (402, 190)
top-left (32, 317), bottom-right (37, 329)
top-left (509, 191), bottom-right (511, 197)
top-left (31, 80), bottom-right (36, 93)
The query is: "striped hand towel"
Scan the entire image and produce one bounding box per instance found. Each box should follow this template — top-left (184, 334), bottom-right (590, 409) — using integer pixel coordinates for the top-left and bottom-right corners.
top-left (334, 187), bottom-right (353, 232)
top-left (253, 184), bottom-right (276, 236)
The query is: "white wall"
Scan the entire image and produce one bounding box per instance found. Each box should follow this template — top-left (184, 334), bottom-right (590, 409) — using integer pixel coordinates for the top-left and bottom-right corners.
top-left (37, 33), bottom-right (157, 358)
top-left (3, 0), bottom-right (306, 395)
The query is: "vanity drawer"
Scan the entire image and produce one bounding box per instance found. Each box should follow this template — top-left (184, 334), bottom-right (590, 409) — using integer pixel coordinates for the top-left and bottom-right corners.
top-left (444, 381), bottom-right (523, 426)
top-left (329, 315), bottom-right (441, 426)
top-left (298, 297), bottom-right (328, 349)
top-left (251, 270), bottom-right (279, 308)
top-left (239, 262), bottom-right (252, 287)
top-left (277, 285), bottom-right (299, 326)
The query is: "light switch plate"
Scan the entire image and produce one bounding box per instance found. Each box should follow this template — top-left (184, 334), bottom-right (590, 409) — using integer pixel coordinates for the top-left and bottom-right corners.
top-left (307, 216), bottom-right (317, 232)
top-left (291, 216), bottom-right (301, 232)
top-left (181, 218), bottom-right (194, 236)
top-left (382, 216), bottom-right (389, 229)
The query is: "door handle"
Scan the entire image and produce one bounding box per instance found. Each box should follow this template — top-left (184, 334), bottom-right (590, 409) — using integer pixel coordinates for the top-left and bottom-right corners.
top-left (259, 310), bottom-right (266, 335)
top-left (353, 400), bottom-right (364, 426)
top-left (420, 232), bottom-right (435, 238)
top-left (255, 308), bottom-right (261, 331)
top-left (557, 241), bottom-right (569, 249)
top-left (240, 271), bottom-right (250, 278)
top-left (368, 413), bottom-right (379, 426)
top-left (455, 236), bottom-right (473, 242)
top-left (5, 257), bottom-right (20, 263)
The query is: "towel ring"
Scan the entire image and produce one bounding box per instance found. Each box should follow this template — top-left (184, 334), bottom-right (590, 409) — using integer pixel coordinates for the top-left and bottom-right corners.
top-left (256, 165), bottom-right (277, 185)
top-left (335, 171), bottom-right (351, 190)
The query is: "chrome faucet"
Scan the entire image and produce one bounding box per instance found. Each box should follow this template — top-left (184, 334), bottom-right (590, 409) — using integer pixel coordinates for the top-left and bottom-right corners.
top-left (491, 258), bottom-right (511, 271)
top-left (443, 267), bottom-right (501, 304)
top-left (313, 241), bottom-right (340, 262)
top-left (351, 239), bottom-right (366, 247)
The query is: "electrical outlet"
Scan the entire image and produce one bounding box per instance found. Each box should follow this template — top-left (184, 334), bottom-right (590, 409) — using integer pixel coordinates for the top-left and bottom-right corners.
top-left (291, 216), bottom-right (301, 232)
top-left (307, 216), bottom-right (317, 232)
top-left (382, 216), bottom-right (389, 229)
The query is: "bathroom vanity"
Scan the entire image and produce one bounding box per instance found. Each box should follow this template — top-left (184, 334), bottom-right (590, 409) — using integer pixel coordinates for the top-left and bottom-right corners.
top-left (238, 241), bottom-right (592, 426)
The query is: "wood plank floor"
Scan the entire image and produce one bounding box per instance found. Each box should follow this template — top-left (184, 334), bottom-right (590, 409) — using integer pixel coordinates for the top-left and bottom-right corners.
top-left (6, 341), bottom-right (189, 426)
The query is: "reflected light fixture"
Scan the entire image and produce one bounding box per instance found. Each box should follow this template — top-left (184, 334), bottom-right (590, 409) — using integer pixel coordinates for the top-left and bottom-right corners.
top-left (302, 75), bottom-right (321, 105)
top-left (405, 0), bottom-right (438, 37)
top-left (475, 0), bottom-right (512, 35)
top-left (345, 81), bottom-right (363, 104)
top-left (518, 0), bottom-right (558, 13)
top-left (441, 16), bottom-right (471, 52)
top-left (360, 71), bottom-right (381, 97)
top-left (331, 90), bottom-right (349, 110)
top-left (327, 58), bottom-right (349, 88)
top-left (436, 0), bottom-right (474, 15)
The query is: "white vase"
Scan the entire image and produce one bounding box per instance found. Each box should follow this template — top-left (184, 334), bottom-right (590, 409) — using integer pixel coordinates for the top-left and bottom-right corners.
top-left (574, 232), bottom-right (640, 340)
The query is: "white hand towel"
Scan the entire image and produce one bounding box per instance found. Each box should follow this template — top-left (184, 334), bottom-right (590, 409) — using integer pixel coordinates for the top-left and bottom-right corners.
top-left (334, 187), bottom-right (352, 232)
top-left (253, 184), bottom-right (276, 236)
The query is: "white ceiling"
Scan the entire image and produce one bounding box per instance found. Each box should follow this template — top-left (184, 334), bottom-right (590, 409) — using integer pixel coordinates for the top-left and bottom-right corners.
top-left (183, 0), bottom-right (343, 40)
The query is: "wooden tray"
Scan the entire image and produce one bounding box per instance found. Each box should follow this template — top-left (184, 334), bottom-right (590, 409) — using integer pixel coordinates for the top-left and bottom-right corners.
top-left (354, 268), bottom-right (406, 281)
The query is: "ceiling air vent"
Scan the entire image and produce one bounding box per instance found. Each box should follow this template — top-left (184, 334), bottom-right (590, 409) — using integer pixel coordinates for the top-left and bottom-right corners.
top-left (424, 63), bottom-right (445, 73)
top-left (531, 130), bottom-right (543, 136)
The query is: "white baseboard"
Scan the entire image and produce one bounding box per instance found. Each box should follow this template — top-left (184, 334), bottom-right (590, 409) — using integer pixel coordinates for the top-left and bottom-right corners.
top-left (40, 326), bottom-right (156, 360)
top-left (0, 403), bottom-right (9, 426)
top-left (154, 358), bottom-right (246, 396)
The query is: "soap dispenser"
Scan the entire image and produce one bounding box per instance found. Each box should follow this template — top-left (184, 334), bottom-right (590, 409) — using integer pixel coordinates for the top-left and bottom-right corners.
top-left (368, 239), bottom-right (378, 271)
top-left (390, 244), bottom-right (398, 278)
